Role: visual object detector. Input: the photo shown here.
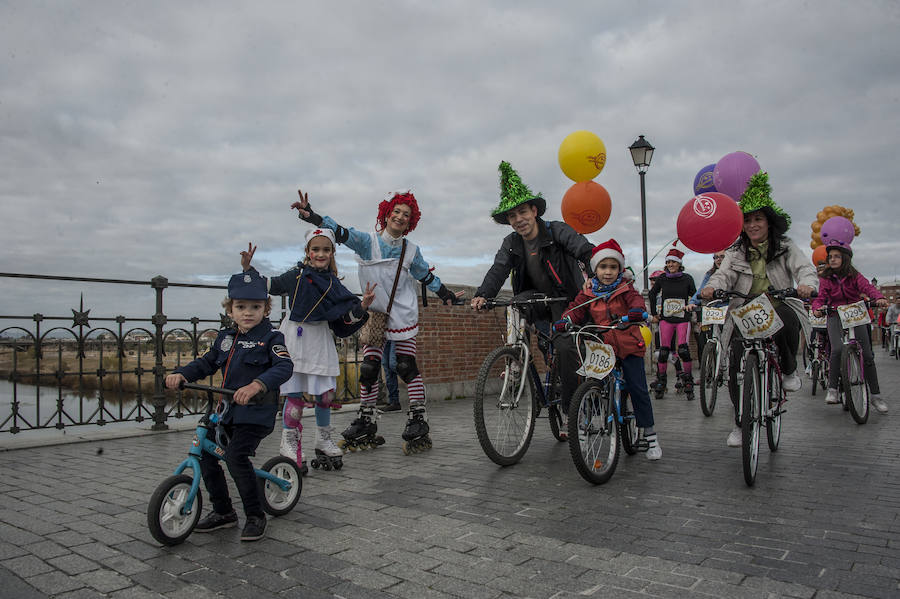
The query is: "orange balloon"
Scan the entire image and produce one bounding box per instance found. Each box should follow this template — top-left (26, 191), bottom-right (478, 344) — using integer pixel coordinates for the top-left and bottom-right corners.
top-left (812, 245), bottom-right (828, 265)
top-left (813, 232), bottom-right (822, 244)
top-left (811, 221), bottom-right (823, 233)
top-left (561, 181), bottom-right (612, 234)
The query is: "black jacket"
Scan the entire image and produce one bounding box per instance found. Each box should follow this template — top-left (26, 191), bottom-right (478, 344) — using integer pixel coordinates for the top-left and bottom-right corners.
top-left (475, 219), bottom-right (593, 302)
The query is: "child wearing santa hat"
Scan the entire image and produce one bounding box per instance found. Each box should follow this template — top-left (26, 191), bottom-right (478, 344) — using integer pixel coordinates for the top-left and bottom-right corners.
top-left (557, 239), bottom-right (661, 460)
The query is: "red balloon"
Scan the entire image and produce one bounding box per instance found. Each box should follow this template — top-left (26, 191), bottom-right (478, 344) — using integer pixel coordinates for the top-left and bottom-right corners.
top-left (676, 192), bottom-right (742, 253)
top-left (561, 181), bottom-right (611, 234)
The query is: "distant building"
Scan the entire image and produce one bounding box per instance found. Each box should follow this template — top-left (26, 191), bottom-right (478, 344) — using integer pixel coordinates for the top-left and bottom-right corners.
top-left (878, 281), bottom-right (900, 303)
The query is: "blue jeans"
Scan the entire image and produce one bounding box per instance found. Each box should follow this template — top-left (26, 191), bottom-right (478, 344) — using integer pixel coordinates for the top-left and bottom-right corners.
top-left (383, 340), bottom-right (399, 405)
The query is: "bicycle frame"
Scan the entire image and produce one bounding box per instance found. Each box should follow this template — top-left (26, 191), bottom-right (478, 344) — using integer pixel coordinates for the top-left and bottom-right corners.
top-left (172, 391), bottom-right (292, 515)
top-left (505, 305), bottom-right (560, 410)
top-left (572, 324), bottom-right (638, 434)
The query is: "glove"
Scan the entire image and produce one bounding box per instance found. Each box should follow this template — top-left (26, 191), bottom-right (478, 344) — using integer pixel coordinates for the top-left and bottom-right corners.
top-left (552, 318), bottom-right (572, 333)
top-left (437, 284), bottom-right (463, 305)
top-left (626, 309), bottom-right (648, 322)
top-left (297, 201), bottom-right (324, 226)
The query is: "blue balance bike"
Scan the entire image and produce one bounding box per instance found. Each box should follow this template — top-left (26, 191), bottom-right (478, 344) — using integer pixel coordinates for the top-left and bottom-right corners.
top-left (147, 383), bottom-right (303, 545)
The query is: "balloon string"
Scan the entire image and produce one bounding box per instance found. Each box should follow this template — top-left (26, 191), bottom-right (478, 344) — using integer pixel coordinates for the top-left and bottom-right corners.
top-left (633, 237), bottom-right (679, 278)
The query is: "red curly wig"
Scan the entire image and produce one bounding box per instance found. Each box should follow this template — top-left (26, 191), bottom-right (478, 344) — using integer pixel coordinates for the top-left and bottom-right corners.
top-left (376, 191), bottom-right (421, 234)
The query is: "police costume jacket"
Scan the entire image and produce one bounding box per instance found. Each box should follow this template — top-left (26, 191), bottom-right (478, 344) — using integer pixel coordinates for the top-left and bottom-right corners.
top-left (320, 215), bottom-right (447, 341)
top-left (265, 264), bottom-right (368, 338)
top-left (648, 273), bottom-right (696, 324)
top-left (175, 318), bottom-right (293, 427)
top-left (563, 280), bottom-right (648, 358)
top-left (706, 238), bottom-right (818, 354)
top-left (474, 219), bottom-right (593, 302)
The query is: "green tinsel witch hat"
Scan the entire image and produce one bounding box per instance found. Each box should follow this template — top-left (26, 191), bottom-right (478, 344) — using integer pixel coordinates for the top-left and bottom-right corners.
top-left (490, 161), bottom-right (546, 224)
top-left (738, 171), bottom-right (790, 235)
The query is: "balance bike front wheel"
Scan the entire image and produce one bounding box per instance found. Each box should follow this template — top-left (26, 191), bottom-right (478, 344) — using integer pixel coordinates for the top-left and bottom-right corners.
top-left (147, 474), bottom-right (202, 546)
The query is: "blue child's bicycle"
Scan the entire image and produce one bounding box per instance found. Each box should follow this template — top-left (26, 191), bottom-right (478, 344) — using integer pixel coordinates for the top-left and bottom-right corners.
top-left (147, 383), bottom-right (303, 546)
top-left (566, 316), bottom-right (649, 485)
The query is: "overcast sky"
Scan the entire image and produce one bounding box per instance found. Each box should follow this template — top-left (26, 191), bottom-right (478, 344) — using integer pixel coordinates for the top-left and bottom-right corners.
top-left (2, 1), bottom-right (899, 324)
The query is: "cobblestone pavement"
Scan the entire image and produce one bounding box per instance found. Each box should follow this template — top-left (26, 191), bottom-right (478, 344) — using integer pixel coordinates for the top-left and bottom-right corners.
top-left (1, 351), bottom-right (898, 599)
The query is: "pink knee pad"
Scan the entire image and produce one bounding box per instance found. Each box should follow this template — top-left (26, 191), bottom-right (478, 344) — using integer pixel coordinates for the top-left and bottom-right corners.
top-left (315, 390), bottom-right (335, 410)
top-left (282, 396), bottom-right (304, 430)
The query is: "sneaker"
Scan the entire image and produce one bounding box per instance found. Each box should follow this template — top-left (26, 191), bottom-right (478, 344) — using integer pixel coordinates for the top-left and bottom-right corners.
top-left (645, 433), bottom-right (662, 461)
top-left (382, 403), bottom-right (401, 413)
top-left (825, 388), bottom-right (840, 405)
top-left (240, 515), bottom-right (267, 542)
top-left (871, 395), bottom-right (888, 414)
top-left (783, 372), bottom-right (802, 393)
top-left (726, 426), bottom-right (742, 448)
top-left (804, 363), bottom-right (812, 378)
top-left (194, 510), bottom-right (238, 533)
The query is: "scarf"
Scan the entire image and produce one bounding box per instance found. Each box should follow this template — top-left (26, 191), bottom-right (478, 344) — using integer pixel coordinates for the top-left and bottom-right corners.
top-left (591, 274), bottom-right (624, 301)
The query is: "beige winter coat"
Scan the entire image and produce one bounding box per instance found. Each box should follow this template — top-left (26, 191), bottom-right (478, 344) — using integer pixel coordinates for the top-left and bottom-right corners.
top-left (706, 238), bottom-right (819, 353)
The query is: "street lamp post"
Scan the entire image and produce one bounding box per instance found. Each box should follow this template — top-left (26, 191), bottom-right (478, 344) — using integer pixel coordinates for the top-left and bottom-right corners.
top-left (629, 135), bottom-right (655, 291)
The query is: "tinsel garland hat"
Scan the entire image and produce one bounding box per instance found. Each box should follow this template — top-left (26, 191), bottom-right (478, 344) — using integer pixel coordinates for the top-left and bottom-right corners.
top-left (491, 161), bottom-right (547, 224)
top-left (738, 171), bottom-right (790, 236)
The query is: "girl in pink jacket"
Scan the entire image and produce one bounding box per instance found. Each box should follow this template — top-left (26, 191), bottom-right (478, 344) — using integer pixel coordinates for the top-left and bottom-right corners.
top-left (811, 243), bottom-right (888, 412)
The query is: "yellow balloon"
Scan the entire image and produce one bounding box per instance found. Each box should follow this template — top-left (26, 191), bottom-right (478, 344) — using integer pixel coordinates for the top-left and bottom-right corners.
top-left (640, 325), bottom-right (652, 348)
top-left (558, 130), bottom-right (606, 182)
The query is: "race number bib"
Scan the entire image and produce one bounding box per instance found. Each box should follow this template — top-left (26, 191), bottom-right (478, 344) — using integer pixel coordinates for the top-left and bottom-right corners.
top-left (837, 300), bottom-right (871, 329)
top-left (506, 306), bottom-right (526, 344)
top-left (702, 305), bottom-right (728, 326)
top-left (731, 294), bottom-right (784, 339)
top-left (662, 298), bottom-right (686, 318)
top-left (576, 340), bottom-right (616, 380)
top-left (809, 313), bottom-right (827, 328)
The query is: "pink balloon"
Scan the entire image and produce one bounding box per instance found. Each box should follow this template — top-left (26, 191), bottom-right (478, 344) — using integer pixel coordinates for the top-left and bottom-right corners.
top-left (820, 216), bottom-right (855, 248)
top-left (676, 192), bottom-right (743, 253)
top-left (713, 151), bottom-right (761, 202)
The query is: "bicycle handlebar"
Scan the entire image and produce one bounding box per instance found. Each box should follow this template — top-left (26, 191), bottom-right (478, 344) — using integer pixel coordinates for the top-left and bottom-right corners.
top-left (180, 382), bottom-right (236, 396)
top-left (481, 295), bottom-right (570, 309)
top-left (712, 287), bottom-right (815, 301)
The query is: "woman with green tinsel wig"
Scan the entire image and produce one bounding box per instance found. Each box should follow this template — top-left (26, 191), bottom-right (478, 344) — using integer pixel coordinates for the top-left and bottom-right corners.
top-left (699, 172), bottom-right (818, 449)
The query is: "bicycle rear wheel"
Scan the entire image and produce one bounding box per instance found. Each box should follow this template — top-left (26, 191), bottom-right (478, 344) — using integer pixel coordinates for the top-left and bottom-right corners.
top-left (474, 345), bottom-right (538, 465)
top-left (547, 368), bottom-right (566, 442)
top-left (810, 361), bottom-right (819, 396)
top-left (699, 342), bottom-right (718, 417)
top-left (841, 345), bottom-right (869, 424)
top-left (567, 378), bottom-right (619, 485)
top-left (741, 354), bottom-right (762, 487)
top-left (619, 390), bottom-right (639, 455)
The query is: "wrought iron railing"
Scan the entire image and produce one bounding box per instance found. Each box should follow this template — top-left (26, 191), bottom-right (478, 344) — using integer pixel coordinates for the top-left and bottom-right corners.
top-left (0, 272), bottom-right (363, 434)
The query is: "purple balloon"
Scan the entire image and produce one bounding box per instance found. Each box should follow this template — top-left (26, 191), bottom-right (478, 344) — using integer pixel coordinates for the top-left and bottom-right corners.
top-left (820, 216), bottom-right (855, 248)
top-left (693, 163), bottom-right (717, 195)
top-left (713, 151), bottom-right (761, 202)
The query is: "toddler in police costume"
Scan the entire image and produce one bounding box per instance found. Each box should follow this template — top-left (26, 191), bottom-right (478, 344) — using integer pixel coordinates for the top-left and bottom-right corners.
top-left (165, 269), bottom-right (292, 542)
top-left (292, 188), bottom-right (463, 451)
top-left (240, 229), bottom-right (374, 473)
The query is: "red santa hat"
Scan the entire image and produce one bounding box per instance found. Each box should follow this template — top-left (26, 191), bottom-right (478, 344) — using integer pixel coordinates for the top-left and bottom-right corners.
top-left (590, 238), bottom-right (625, 272)
top-left (665, 247), bottom-right (685, 263)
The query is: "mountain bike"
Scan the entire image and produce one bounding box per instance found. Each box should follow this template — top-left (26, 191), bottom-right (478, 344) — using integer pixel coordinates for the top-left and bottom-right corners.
top-left (147, 383), bottom-right (303, 545)
top-left (698, 303), bottom-right (729, 417)
top-left (712, 288), bottom-right (798, 487)
top-left (565, 316), bottom-right (648, 485)
top-left (472, 295), bottom-right (569, 466)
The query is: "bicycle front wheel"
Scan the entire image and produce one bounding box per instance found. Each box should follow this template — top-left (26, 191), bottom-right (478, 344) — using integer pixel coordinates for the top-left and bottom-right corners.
top-left (810, 360), bottom-right (819, 397)
top-left (699, 342), bottom-right (718, 417)
top-left (741, 354), bottom-right (762, 487)
top-left (147, 474), bottom-right (201, 546)
top-left (474, 345), bottom-right (538, 466)
top-left (618, 390), bottom-right (639, 455)
top-left (567, 378), bottom-right (619, 485)
top-left (766, 363), bottom-right (782, 452)
top-left (841, 345), bottom-right (869, 425)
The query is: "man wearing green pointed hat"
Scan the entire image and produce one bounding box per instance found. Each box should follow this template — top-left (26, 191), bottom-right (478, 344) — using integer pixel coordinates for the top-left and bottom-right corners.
top-left (471, 161), bottom-right (594, 434)
top-left (701, 171), bottom-right (817, 448)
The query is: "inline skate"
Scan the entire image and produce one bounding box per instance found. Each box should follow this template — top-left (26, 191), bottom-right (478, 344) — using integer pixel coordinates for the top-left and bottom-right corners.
top-left (279, 427), bottom-right (308, 476)
top-left (650, 373), bottom-right (667, 400)
top-left (401, 404), bottom-right (432, 455)
top-left (338, 406), bottom-right (385, 451)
